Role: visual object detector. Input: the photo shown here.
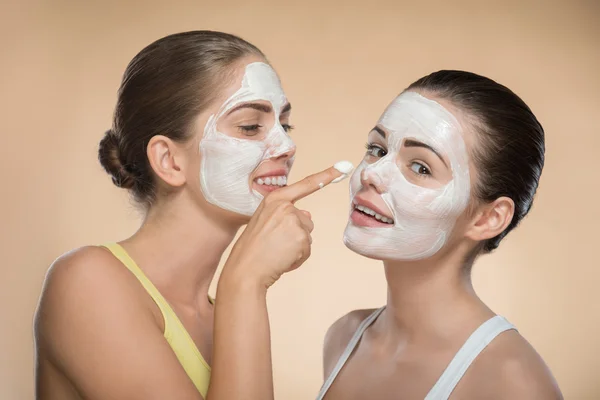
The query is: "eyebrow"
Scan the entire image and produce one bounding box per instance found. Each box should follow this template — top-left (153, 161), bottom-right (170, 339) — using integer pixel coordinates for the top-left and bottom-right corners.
top-left (226, 102), bottom-right (292, 116)
top-left (403, 139), bottom-right (448, 167)
top-left (281, 102), bottom-right (292, 114)
top-left (227, 102), bottom-right (273, 116)
top-left (372, 126), bottom-right (386, 138)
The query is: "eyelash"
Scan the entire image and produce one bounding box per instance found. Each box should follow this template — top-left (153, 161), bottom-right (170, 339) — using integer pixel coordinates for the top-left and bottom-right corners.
top-left (409, 161), bottom-right (432, 178)
top-left (238, 124), bottom-right (262, 135)
top-left (237, 124), bottom-right (295, 135)
top-left (365, 142), bottom-right (387, 158)
top-left (365, 142), bottom-right (432, 178)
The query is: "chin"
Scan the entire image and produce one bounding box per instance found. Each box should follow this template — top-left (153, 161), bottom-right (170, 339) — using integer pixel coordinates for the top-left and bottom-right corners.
top-left (342, 224), bottom-right (387, 261)
top-left (342, 222), bottom-right (446, 262)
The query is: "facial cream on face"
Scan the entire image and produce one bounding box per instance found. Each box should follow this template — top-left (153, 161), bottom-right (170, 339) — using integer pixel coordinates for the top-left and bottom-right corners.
top-left (343, 92), bottom-right (470, 260)
top-left (199, 62), bottom-right (295, 216)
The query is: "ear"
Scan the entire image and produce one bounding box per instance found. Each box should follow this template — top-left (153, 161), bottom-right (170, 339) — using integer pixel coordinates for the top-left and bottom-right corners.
top-left (465, 197), bottom-right (515, 243)
top-left (146, 135), bottom-right (187, 188)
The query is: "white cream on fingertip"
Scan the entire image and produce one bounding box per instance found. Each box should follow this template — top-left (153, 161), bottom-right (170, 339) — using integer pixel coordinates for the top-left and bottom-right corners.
top-left (332, 160), bottom-right (355, 183)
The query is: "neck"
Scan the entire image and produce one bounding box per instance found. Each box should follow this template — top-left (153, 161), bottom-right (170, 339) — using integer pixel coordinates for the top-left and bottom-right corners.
top-left (380, 251), bottom-right (493, 344)
top-left (123, 194), bottom-right (241, 307)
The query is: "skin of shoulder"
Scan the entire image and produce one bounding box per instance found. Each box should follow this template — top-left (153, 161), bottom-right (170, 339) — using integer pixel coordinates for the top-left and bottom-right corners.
top-left (35, 245), bottom-right (159, 352)
top-left (322, 310), bottom-right (562, 399)
top-left (34, 246), bottom-right (202, 400)
top-left (322, 308), bottom-right (378, 379)
top-left (456, 329), bottom-right (563, 399)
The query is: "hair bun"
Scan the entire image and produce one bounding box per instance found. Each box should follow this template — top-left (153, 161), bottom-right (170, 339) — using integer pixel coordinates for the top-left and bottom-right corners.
top-left (98, 129), bottom-right (135, 189)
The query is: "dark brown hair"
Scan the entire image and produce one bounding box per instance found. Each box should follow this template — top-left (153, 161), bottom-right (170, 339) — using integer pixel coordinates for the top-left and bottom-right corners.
top-left (98, 31), bottom-right (265, 206)
top-left (407, 71), bottom-right (545, 253)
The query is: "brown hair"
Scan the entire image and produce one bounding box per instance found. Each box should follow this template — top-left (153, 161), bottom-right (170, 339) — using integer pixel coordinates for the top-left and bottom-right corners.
top-left (407, 71), bottom-right (545, 253)
top-left (98, 30), bottom-right (265, 206)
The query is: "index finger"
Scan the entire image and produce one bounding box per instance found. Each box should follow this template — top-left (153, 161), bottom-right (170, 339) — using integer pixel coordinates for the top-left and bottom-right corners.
top-left (273, 161), bottom-right (355, 203)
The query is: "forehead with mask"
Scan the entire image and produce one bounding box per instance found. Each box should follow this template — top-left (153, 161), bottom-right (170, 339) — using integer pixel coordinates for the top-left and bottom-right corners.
top-left (344, 91), bottom-right (471, 260)
top-left (199, 62), bottom-right (295, 216)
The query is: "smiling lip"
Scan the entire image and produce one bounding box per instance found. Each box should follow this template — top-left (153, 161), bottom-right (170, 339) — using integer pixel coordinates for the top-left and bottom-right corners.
top-left (255, 168), bottom-right (288, 179)
top-left (252, 168), bottom-right (289, 194)
top-left (350, 196), bottom-right (394, 227)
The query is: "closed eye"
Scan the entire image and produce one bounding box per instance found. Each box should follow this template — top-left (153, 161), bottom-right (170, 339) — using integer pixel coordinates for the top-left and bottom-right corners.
top-left (237, 124), bottom-right (262, 136)
top-left (282, 123), bottom-right (294, 133)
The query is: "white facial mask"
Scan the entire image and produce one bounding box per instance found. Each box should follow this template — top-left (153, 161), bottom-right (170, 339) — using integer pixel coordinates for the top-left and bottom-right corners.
top-left (199, 62), bottom-right (295, 216)
top-left (343, 92), bottom-right (470, 260)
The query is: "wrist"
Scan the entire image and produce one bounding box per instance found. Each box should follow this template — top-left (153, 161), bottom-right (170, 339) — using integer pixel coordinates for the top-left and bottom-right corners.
top-left (218, 264), bottom-right (269, 297)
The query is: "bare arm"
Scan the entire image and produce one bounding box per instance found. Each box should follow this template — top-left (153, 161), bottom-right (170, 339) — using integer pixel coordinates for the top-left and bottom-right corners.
top-left (493, 350), bottom-right (563, 400)
top-left (207, 166), bottom-right (348, 400)
top-left (459, 330), bottom-right (563, 400)
top-left (207, 275), bottom-right (273, 399)
top-left (35, 248), bottom-right (204, 400)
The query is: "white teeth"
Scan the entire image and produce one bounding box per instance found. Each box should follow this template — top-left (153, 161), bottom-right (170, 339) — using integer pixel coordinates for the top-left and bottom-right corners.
top-left (355, 204), bottom-right (393, 224)
top-left (256, 176), bottom-right (287, 187)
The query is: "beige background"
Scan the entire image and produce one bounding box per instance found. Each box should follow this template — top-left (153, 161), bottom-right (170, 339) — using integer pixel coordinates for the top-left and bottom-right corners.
top-left (2, 0), bottom-right (599, 398)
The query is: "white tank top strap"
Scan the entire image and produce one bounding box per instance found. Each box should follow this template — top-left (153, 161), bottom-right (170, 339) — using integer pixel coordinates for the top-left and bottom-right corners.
top-left (424, 315), bottom-right (516, 400)
top-left (315, 307), bottom-right (385, 400)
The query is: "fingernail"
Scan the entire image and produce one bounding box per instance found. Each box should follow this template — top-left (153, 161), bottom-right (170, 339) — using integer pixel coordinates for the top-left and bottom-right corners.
top-left (332, 160), bottom-right (354, 183)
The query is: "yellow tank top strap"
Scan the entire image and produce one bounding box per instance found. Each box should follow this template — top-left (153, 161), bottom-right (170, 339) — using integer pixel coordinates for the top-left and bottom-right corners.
top-left (101, 242), bottom-right (212, 397)
top-left (102, 243), bottom-right (173, 316)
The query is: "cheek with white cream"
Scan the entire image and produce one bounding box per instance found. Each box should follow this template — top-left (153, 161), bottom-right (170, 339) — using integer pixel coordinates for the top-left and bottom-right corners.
top-left (199, 62), bottom-right (295, 216)
top-left (343, 92), bottom-right (471, 261)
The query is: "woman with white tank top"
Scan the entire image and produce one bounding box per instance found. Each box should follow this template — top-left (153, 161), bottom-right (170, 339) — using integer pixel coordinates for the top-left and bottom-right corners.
top-left (318, 71), bottom-right (562, 399)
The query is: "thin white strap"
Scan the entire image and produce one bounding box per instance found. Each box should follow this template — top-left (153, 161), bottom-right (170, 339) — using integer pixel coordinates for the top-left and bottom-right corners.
top-left (315, 307), bottom-right (385, 400)
top-left (425, 315), bottom-right (516, 400)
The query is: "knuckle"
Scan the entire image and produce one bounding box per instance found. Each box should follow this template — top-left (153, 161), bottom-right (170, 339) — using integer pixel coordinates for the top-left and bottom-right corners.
top-left (304, 176), bottom-right (316, 188)
top-left (304, 245), bottom-right (312, 258)
top-left (284, 210), bottom-right (298, 222)
top-left (274, 201), bottom-right (292, 215)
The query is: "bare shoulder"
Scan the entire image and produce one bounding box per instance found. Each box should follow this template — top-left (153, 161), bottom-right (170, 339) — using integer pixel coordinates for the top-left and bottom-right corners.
top-left (41, 245), bottom-right (124, 283)
top-left (458, 329), bottom-right (563, 399)
top-left (34, 248), bottom-right (203, 399)
top-left (322, 308), bottom-right (379, 378)
top-left (37, 245), bottom-right (139, 310)
top-left (34, 246), bottom-right (156, 352)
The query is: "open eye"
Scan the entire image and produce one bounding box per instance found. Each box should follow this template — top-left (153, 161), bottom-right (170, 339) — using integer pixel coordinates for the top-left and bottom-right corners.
top-left (410, 162), bottom-right (431, 176)
top-left (365, 143), bottom-right (387, 158)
